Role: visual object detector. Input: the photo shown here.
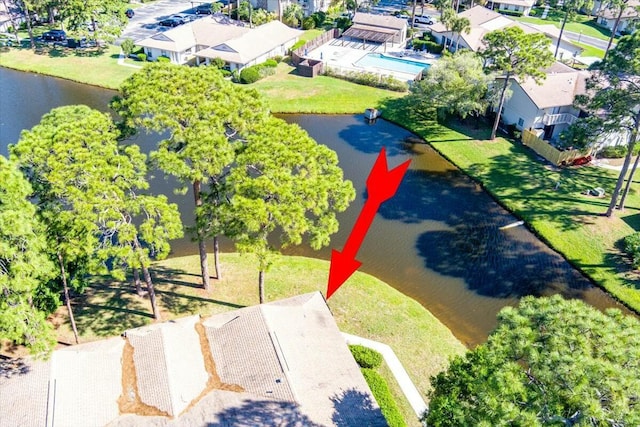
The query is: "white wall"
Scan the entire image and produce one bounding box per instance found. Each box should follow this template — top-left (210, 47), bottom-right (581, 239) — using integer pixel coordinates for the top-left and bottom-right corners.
top-left (500, 80), bottom-right (542, 130)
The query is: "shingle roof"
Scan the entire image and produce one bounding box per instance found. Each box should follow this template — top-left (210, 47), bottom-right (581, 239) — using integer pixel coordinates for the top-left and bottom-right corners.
top-left (353, 12), bottom-right (408, 30)
top-left (196, 20), bottom-right (302, 64)
top-left (512, 62), bottom-right (590, 109)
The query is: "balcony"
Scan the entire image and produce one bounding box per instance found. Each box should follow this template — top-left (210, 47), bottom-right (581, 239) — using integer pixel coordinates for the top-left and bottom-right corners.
top-left (542, 112), bottom-right (579, 126)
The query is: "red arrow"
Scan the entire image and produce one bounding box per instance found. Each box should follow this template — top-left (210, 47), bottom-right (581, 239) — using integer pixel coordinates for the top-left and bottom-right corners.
top-left (326, 147), bottom-right (411, 299)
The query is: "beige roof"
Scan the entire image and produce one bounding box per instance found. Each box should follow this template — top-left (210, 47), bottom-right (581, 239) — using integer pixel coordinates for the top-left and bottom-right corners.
top-left (2, 292), bottom-right (381, 426)
top-left (597, 0), bottom-right (640, 19)
top-left (514, 62), bottom-right (590, 109)
top-left (353, 12), bottom-right (408, 30)
top-left (197, 20), bottom-right (302, 64)
top-left (136, 18), bottom-right (251, 52)
top-left (493, 0), bottom-right (535, 7)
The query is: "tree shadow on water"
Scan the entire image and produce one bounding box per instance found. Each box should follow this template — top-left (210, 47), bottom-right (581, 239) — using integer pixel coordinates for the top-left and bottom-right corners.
top-left (337, 118), bottom-right (415, 156)
top-left (415, 222), bottom-right (594, 299)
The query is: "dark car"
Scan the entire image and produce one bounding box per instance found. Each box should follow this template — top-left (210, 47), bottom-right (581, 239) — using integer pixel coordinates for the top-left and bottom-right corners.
top-left (195, 3), bottom-right (212, 14)
top-left (159, 17), bottom-right (184, 27)
top-left (42, 29), bottom-right (66, 41)
top-left (125, 8), bottom-right (134, 19)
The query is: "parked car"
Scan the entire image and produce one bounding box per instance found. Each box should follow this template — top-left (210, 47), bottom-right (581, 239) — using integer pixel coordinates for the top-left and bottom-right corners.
top-left (125, 8), bottom-right (134, 19)
top-left (414, 15), bottom-right (434, 25)
top-left (195, 3), bottom-right (212, 14)
top-left (42, 29), bottom-right (66, 41)
top-left (159, 17), bottom-right (184, 27)
top-left (172, 14), bottom-right (196, 22)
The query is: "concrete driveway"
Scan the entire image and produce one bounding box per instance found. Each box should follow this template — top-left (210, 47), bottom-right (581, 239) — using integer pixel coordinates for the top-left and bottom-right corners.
top-left (117, 0), bottom-right (204, 44)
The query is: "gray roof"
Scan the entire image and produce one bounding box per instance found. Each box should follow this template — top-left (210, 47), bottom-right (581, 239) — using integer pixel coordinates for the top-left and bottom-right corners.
top-left (0, 292), bottom-right (383, 426)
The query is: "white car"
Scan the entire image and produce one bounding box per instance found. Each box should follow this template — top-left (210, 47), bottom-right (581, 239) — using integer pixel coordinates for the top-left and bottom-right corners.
top-left (414, 15), bottom-right (434, 25)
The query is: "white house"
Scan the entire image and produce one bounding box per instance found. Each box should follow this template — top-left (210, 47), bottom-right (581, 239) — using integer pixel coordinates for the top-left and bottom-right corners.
top-left (500, 62), bottom-right (588, 141)
top-left (429, 6), bottom-right (583, 58)
top-left (250, 0), bottom-right (329, 16)
top-left (592, 0), bottom-right (639, 34)
top-left (486, 0), bottom-right (536, 16)
top-left (136, 16), bottom-right (301, 71)
top-left (196, 20), bottom-right (302, 70)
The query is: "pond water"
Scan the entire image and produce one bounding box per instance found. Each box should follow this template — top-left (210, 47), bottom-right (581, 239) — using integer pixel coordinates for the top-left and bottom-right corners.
top-left (0, 67), bottom-right (630, 347)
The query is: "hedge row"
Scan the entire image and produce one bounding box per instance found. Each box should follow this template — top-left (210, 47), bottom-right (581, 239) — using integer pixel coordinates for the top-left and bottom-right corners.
top-left (239, 58), bottom-right (279, 84)
top-left (361, 368), bottom-right (407, 427)
top-left (349, 344), bottom-right (383, 368)
top-left (323, 67), bottom-right (408, 92)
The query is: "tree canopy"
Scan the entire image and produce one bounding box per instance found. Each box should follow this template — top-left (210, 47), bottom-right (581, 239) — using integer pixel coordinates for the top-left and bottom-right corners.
top-left (409, 51), bottom-right (492, 121)
top-left (574, 31), bottom-right (640, 216)
top-left (113, 63), bottom-right (269, 290)
top-left (481, 26), bottom-right (554, 139)
top-left (425, 295), bottom-right (640, 426)
top-left (0, 155), bottom-right (56, 357)
top-left (226, 117), bottom-right (355, 302)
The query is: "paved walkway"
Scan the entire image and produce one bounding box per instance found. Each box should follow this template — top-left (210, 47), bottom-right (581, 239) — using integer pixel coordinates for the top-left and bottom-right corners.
top-left (342, 332), bottom-right (428, 418)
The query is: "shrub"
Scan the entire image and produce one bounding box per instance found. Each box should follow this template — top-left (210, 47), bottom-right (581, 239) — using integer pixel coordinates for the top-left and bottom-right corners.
top-left (263, 58), bottom-right (278, 68)
top-left (624, 232), bottom-right (640, 268)
top-left (323, 67), bottom-right (408, 92)
top-left (211, 57), bottom-right (226, 69)
top-left (157, 55), bottom-right (170, 63)
top-left (240, 65), bottom-right (262, 83)
top-left (220, 69), bottom-right (232, 77)
top-left (361, 368), bottom-right (407, 427)
top-left (311, 11), bottom-right (326, 27)
top-left (137, 52), bottom-right (147, 62)
top-left (121, 38), bottom-right (135, 56)
top-left (349, 345), bottom-right (383, 368)
top-left (302, 16), bottom-right (316, 30)
top-left (272, 55), bottom-right (284, 63)
top-left (600, 145), bottom-right (628, 158)
top-left (498, 9), bottom-right (524, 17)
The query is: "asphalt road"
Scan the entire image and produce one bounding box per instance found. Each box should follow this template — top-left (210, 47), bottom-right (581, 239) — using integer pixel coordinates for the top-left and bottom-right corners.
top-left (118, 0), bottom-right (202, 44)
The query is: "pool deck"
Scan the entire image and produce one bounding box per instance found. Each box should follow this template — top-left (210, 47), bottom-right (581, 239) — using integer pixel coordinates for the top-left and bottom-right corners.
top-left (305, 38), bottom-right (439, 82)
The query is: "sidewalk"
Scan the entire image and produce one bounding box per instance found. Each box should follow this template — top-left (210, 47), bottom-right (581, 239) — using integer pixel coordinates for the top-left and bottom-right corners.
top-left (342, 332), bottom-right (428, 418)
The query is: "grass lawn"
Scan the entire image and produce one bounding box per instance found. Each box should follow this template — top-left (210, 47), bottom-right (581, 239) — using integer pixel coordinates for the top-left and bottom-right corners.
top-left (254, 62), bottom-right (404, 113)
top-left (49, 253), bottom-right (465, 426)
top-left (513, 14), bottom-right (618, 42)
top-left (381, 96), bottom-right (640, 313)
top-left (0, 43), bottom-right (136, 89)
top-left (573, 41), bottom-right (605, 58)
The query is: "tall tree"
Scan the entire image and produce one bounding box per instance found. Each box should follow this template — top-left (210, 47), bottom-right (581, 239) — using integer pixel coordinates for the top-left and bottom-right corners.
top-left (282, 3), bottom-right (303, 27)
top-left (553, 0), bottom-right (594, 59)
top-left (603, 0), bottom-right (628, 59)
top-left (226, 117), bottom-right (355, 303)
top-left (425, 295), bottom-right (640, 426)
top-left (0, 156), bottom-right (56, 357)
top-left (113, 63), bottom-right (269, 290)
top-left (574, 32), bottom-right (640, 216)
top-left (450, 15), bottom-right (471, 51)
top-left (60, 0), bottom-right (129, 43)
top-left (481, 26), bottom-right (554, 140)
top-left (409, 51), bottom-right (493, 122)
top-left (440, 8), bottom-right (456, 50)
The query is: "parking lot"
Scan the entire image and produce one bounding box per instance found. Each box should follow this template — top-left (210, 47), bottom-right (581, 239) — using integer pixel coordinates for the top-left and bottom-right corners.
top-left (117, 0), bottom-right (205, 44)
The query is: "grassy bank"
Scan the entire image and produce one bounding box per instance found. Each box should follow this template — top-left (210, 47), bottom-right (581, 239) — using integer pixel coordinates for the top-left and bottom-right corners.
top-left (51, 253), bottom-right (465, 426)
top-left (0, 44), bottom-right (402, 113)
top-left (381, 97), bottom-right (640, 313)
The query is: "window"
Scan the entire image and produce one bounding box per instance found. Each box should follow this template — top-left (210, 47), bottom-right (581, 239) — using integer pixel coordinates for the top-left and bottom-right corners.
top-left (518, 118), bottom-right (524, 127)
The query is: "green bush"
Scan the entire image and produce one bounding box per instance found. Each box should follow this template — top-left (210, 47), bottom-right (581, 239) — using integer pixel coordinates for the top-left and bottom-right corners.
top-left (349, 344), bottom-right (383, 368)
top-left (600, 145), bottom-right (629, 158)
top-left (323, 67), bottom-right (408, 92)
top-left (498, 9), bottom-right (524, 17)
top-left (137, 52), bottom-right (147, 62)
top-left (264, 58), bottom-right (278, 68)
top-left (121, 38), bottom-right (135, 56)
top-left (157, 56), bottom-right (170, 63)
top-left (361, 368), bottom-right (407, 427)
top-left (240, 65), bottom-right (262, 83)
top-left (211, 57), bottom-right (226, 69)
top-left (272, 55), bottom-right (284, 63)
top-left (624, 232), bottom-right (640, 268)
top-left (311, 11), bottom-right (326, 27)
top-left (303, 16), bottom-right (316, 30)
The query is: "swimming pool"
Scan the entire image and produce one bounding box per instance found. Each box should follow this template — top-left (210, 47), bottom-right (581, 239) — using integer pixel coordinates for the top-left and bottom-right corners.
top-left (355, 53), bottom-right (430, 75)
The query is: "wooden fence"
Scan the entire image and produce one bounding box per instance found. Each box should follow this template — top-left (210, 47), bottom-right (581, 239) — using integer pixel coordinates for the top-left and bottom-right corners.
top-left (521, 129), bottom-right (591, 165)
top-left (291, 28), bottom-right (340, 66)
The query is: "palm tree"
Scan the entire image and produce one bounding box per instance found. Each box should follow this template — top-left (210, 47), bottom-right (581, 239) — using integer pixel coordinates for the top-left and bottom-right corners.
top-left (451, 16), bottom-right (471, 51)
top-left (440, 8), bottom-right (456, 50)
top-left (603, 0), bottom-right (629, 59)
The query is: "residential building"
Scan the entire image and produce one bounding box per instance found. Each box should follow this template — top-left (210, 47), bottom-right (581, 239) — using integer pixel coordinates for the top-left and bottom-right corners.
top-left (135, 16), bottom-right (301, 71)
top-left (486, 0), bottom-right (536, 16)
top-left (0, 292), bottom-right (386, 426)
top-left (429, 5), bottom-right (583, 58)
top-left (250, 0), bottom-right (329, 16)
top-left (592, 0), bottom-right (639, 34)
top-left (342, 12), bottom-right (408, 47)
